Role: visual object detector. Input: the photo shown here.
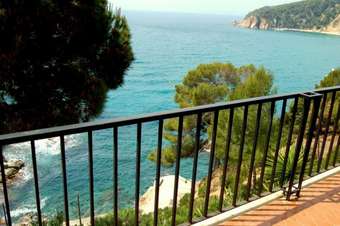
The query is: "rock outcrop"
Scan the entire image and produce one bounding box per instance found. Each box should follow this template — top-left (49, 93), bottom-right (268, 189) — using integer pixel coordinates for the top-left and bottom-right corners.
top-left (0, 159), bottom-right (25, 183)
top-left (237, 14), bottom-right (340, 35)
top-left (237, 16), bottom-right (271, 30)
top-left (236, 0), bottom-right (340, 35)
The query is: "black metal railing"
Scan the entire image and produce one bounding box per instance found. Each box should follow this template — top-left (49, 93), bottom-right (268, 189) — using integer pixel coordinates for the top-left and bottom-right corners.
top-left (1, 86), bottom-right (340, 226)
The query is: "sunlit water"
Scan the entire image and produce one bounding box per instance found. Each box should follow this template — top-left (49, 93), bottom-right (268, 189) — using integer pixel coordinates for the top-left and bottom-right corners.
top-left (4, 11), bottom-right (340, 220)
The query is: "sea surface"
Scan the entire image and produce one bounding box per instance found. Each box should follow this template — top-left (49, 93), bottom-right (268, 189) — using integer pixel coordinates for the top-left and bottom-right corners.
top-left (4, 11), bottom-right (340, 220)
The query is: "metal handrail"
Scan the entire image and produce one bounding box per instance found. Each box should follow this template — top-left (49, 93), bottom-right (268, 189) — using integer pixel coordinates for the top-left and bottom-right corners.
top-left (1, 86), bottom-right (339, 145)
top-left (0, 85), bottom-right (339, 226)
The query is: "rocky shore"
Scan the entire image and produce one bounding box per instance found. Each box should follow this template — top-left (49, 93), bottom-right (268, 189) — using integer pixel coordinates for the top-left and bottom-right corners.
top-left (0, 159), bottom-right (25, 183)
top-left (235, 0), bottom-right (340, 37)
top-left (235, 14), bottom-right (340, 36)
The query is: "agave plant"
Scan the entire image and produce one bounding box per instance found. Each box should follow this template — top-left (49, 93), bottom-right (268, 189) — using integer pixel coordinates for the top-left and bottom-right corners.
top-left (265, 144), bottom-right (304, 189)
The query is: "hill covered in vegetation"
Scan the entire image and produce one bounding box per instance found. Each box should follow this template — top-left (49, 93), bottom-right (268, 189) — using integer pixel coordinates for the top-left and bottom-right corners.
top-left (237, 0), bottom-right (340, 35)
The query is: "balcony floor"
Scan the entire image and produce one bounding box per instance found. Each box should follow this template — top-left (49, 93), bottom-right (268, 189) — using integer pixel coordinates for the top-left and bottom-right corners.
top-left (219, 172), bottom-right (340, 226)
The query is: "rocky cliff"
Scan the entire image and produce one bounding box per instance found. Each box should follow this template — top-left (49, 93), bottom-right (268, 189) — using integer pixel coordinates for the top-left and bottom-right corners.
top-left (237, 0), bottom-right (340, 35)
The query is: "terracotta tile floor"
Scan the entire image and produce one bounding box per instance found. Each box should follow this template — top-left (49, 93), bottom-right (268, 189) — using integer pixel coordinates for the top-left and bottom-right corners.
top-left (219, 173), bottom-right (340, 226)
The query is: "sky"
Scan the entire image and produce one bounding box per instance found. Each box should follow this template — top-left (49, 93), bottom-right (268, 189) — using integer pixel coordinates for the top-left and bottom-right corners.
top-left (110, 0), bottom-right (298, 15)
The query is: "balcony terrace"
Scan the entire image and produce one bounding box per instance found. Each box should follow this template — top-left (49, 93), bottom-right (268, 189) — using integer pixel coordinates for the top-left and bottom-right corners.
top-left (0, 86), bottom-right (340, 226)
top-left (220, 171), bottom-right (340, 226)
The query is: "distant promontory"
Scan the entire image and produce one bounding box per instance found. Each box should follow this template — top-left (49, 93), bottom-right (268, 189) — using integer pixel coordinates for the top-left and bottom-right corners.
top-left (236, 0), bottom-right (340, 35)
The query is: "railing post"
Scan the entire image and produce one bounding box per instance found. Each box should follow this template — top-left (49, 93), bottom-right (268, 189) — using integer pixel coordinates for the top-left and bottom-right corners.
top-left (280, 97), bottom-right (299, 188)
top-left (188, 113), bottom-right (202, 223)
top-left (60, 136), bottom-right (70, 226)
top-left (296, 93), bottom-right (322, 197)
top-left (285, 92), bottom-right (322, 200)
top-left (31, 140), bottom-right (43, 226)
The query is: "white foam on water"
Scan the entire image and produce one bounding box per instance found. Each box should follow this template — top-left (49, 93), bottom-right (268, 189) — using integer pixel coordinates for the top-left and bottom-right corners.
top-left (10, 197), bottom-right (48, 218)
top-left (4, 134), bottom-right (82, 157)
top-left (3, 135), bottom-right (83, 184)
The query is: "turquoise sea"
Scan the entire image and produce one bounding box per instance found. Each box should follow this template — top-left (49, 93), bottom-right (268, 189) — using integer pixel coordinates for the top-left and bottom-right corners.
top-left (4, 11), bottom-right (340, 220)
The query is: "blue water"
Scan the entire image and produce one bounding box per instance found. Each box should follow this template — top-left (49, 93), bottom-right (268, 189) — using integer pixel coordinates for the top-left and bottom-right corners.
top-left (4, 11), bottom-right (340, 220)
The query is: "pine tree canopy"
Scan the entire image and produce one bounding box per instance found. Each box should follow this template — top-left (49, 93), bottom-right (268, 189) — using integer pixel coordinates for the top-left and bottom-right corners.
top-left (0, 0), bottom-right (134, 134)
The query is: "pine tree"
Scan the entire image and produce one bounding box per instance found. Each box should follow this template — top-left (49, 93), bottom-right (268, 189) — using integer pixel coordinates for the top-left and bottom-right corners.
top-left (148, 63), bottom-right (276, 167)
top-left (0, 0), bottom-right (134, 133)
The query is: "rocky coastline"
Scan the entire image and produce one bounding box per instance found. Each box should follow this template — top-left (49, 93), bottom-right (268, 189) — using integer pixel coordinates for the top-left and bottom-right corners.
top-left (235, 14), bottom-right (340, 36)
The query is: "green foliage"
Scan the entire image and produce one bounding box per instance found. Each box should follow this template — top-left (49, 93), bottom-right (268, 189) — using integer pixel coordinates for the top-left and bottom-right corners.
top-left (265, 144), bottom-right (304, 188)
top-left (38, 68), bottom-right (340, 226)
top-left (148, 145), bottom-right (177, 167)
top-left (315, 68), bottom-right (340, 136)
top-left (245, 0), bottom-right (340, 29)
top-left (215, 67), bottom-right (275, 161)
top-left (317, 68), bottom-right (340, 88)
top-left (93, 195), bottom-right (222, 226)
top-left (31, 212), bottom-right (64, 226)
top-left (0, 1), bottom-right (134, 134)
top-left (148, 63), bottom-right (274, 167)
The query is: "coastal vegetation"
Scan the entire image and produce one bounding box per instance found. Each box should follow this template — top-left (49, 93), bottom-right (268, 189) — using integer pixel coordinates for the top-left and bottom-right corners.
top-left (148, 63), bottom-right (276, 167)
top-left (318, 68), bottom-right (340, 88)
top-left (1, 1), bottom-right (339, 224)
top-left (237, 0), bottom-right (340, 34)
top-left (0, 0), bottom-right (134, 134)
top-left (17, 64), bottom-right (340, 225)
top-left (142, 67), bottom-right (340, 225)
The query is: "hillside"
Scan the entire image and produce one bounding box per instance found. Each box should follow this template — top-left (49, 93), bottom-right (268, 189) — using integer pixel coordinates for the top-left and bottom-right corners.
top-left (237, 0), bottom-right (340, 35)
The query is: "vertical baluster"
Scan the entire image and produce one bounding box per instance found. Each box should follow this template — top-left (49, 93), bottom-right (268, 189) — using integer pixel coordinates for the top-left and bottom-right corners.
top-left (218, 108), bottom-right (234, 211)
top-left (88, 132), bottom-right (95, 226)
top-left (317, 92), bottom-right (336, 172)
top-left (245, 103), bottom-right (262, 201)
top-left (280, 97), bottom-right (299, 187)
top-left (60, 136), bottom-right (70, 226)
top-left (333, 134), bottom-right (340, 166)
top-left (171, 116), bottom-right (183, 226)
top-left (188, 113), bottom-right (202, 223)
top-left (258, 101), bottom-right (275, 196)
top-left (286, 96), bottom-right (311, 200)
top-left (113, 127), bottom-right (118, 226)
top-left (31, 141), bottom-right (42, 226)
top-left (325, 101), bottom-right (340, 169)
top-left (135, 123), bottom-right (142, 226)
top-left (0, 145), bottom-right (11, 226)
top-left (269, 99), bottom-right (287, 192)
top-left (154, 120), bottom-right (163, 226)
top-left (232, 105), bottom-right (248, 207)
top-left (296, 94), bottom-right (322, 197)
top-left (309, 94), bottom-right (327, 176)
top-left (203, 111), bottom-right (219, 217)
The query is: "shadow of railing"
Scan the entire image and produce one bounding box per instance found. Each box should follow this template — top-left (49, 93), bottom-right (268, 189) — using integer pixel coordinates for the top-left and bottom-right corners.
top-left (222, 173), bottom-right (340, 226)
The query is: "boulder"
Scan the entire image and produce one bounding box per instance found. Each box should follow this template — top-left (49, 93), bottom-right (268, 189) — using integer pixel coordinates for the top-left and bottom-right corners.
top-left (5, 160), bottom-right (25, 170)
top-left (0, 159), bottom-right (25, 183)
top-left (5, 168), bottom-right (19, 179)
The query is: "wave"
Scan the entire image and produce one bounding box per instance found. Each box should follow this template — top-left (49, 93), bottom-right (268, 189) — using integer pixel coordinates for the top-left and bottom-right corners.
top-left (10, 197), bottom-right (48, 218)
top-left (4, 134), bottom-right (82, 157)
top-left (2, 135), bottom-right (83, 184)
